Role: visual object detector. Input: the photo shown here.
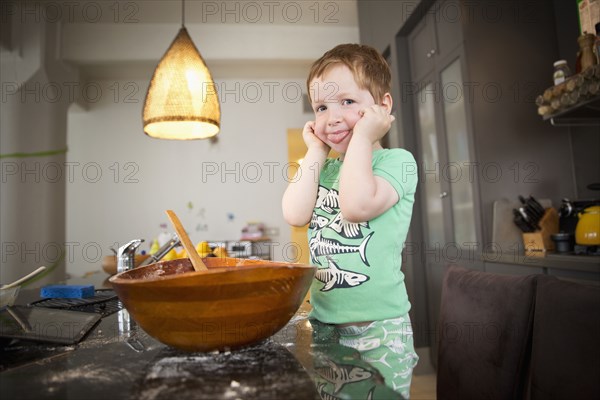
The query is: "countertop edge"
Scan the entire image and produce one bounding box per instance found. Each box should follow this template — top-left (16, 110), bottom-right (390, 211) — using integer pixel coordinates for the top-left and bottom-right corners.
top-left (482, 251), bottom-right (600, 274)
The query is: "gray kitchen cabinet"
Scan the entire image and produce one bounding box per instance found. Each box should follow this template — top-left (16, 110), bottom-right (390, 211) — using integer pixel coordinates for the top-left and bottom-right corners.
top-left (408, 12), bottom-right (436, 82)
top-left (422, 261), bottom-right (445, 351)
top-left (411, 51), bottom-right (482, 256)
top-left (406, 2), bottom-right (485, 355)
top-left (413, 52), bottom-right (484, 365)
top-left (358, 0), bottom-right (578, 366)
top-left (435, 1), bottom-right (464, 62)
top-left (408, 0), bottom-right (463, 82)
top-left (408, 3), bottom-right (483, 366)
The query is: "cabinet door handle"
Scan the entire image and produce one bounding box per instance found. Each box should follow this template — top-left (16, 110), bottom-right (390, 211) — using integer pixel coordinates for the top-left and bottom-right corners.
top-left (431, 49), bottom-right (436, 55)
top-left (439, 192), bottom-right (448, 198)
top-left (426, 51), bottom-right (432, 58)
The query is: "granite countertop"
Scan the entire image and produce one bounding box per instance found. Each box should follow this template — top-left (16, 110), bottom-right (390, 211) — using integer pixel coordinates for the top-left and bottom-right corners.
top-left (0, 283), bottom-right (403, 400)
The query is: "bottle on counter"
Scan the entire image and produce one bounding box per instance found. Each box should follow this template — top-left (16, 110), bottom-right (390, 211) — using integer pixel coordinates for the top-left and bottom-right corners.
top-left (553, 60), bottom-right (572, 85)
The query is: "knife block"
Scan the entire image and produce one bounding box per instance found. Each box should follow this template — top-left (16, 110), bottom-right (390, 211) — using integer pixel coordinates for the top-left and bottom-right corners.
top-left (522, 208), bottom-right (559, 253)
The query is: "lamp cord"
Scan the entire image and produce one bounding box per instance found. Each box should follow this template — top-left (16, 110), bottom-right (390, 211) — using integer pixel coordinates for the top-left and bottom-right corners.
top-left (181, 0), bottom-right (185, 27)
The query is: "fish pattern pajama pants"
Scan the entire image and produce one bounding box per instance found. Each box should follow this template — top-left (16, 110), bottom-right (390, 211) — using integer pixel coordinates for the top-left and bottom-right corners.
top-left (337, 315), bottom-right (419, 399)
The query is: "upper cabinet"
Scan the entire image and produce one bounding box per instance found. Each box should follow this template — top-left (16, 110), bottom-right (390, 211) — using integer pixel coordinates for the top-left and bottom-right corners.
top-left (408, 0), bottom-right (463, 82)
top-left (387, 0), bottom-right (576, 245)
top-left (405, 0), bottom-right (482, 368)
top-left (407, 11), bottom-right (480, 255)
top-left (408, 12), bottom-right (436, 81)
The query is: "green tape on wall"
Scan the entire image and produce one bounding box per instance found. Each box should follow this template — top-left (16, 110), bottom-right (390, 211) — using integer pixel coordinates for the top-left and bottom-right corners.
top-left (0, 147), bottom-right (68, 159)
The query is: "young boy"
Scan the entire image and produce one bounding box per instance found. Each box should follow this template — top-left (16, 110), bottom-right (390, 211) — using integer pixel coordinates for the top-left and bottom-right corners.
top-left (282, 43), bottom-right (419, 397)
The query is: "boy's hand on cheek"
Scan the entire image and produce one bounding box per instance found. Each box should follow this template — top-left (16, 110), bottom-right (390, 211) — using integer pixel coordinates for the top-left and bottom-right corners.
top-left (303, 121), bottom-right (330, 153)
top-left (353, 105), bottom-right (395, 143)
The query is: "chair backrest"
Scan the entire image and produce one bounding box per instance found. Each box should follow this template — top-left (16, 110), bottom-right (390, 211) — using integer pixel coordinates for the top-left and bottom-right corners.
top-left (529, 276), bottom-right (600, 400)
top-left (436, 265), bottom-right (537, 400)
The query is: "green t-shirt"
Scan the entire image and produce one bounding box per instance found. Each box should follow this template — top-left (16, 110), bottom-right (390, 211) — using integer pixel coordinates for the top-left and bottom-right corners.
top-left (308, 148), bottom-right (418, 324)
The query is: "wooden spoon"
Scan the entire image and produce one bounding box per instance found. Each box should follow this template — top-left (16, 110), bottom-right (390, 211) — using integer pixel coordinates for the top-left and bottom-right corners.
top-left (165, 210), bottom-right (208, 272)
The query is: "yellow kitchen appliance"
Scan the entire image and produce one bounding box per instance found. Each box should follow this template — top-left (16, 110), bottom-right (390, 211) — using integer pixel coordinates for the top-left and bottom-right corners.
top-left (576, 205), bottom-right (600, 246)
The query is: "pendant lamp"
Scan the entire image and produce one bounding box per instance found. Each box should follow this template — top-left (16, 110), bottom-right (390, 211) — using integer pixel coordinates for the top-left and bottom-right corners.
top-left (143, 0), bottom-right (220, 140)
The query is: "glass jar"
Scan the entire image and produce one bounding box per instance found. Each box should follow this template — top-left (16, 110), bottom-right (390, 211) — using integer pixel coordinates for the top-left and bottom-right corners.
top-left (553, 60), bottom-right (571, 85)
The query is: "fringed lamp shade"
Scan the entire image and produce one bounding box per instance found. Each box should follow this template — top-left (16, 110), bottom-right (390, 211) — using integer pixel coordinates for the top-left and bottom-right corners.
top-left (143, 27), bottom-right (220, 140)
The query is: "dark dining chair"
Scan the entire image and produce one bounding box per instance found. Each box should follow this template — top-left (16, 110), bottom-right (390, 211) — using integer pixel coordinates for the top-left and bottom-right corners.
top-left (528, 276), bottom-right (600, 400)
top-left (436, 265), bottom-right (537, 400)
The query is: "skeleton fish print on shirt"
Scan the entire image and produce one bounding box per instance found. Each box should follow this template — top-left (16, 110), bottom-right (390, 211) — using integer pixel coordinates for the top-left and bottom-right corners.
top-left (310, 231), bottom-right (373, 267)
top-left (310, 185), bottom-right (372, 261)
top-left (315, 256), bottom-right (369, 292)
top-left (310, 212), bottom-right (370, 239)
top-left (310, 185), bottom-right (375, 291)
top-left (314, 187), bottom-right (370, 235)
top-left (315, 186), bottom-right (339, 214)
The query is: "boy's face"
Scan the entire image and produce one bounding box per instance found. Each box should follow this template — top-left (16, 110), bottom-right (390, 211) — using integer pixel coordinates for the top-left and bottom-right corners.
top-left (309, 64), bottom-right (377, 154)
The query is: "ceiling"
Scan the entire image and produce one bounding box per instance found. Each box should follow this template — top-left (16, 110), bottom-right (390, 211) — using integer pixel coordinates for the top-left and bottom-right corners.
top-left (57, 1), bottom-right (360, 80)
top-left (63, 0), bottom-right (358, 26)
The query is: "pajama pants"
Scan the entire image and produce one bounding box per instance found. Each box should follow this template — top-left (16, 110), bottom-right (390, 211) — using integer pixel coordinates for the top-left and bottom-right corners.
top-left (336, 315), bottom-right (419, 399)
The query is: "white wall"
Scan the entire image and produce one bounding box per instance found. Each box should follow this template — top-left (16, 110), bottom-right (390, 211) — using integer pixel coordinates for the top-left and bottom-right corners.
top-left (61, 3), bottom-right (360, 276)
top-left (66, 77), bottom-right (312, 274)
top-left (1, 0), bottom-right (359, 279)
top-left (0, 17), bottom-right (78, 286)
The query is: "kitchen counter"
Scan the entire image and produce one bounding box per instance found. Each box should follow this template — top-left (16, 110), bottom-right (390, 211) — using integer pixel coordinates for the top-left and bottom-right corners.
top-left (483, 250), bottom-right (600, 273)
top-left (488, 199), bottom-right (600, 280)
top-left (0, 279), bottom-right (403, 400)
top-left (482, 250), bottom-right (600, 284)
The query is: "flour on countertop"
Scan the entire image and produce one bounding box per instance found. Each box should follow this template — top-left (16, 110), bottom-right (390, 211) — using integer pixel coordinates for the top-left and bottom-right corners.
top-left (45, 363), bottom-right (129, 385)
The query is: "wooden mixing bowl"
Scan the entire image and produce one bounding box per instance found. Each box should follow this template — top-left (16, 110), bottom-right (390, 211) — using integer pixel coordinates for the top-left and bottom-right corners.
top-left (109, 257), bottom-right (315, 352)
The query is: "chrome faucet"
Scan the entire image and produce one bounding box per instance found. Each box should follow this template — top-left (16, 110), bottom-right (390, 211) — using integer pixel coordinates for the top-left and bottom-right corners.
top-left (116, 235), bottom-right (182, 273)
top-left (139, 234), bottom-right (181, 267)
top-left (117, 239), bottom-right (144, 273)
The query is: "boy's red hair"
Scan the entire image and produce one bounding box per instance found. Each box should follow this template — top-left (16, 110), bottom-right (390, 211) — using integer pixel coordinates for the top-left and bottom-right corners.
top-left (307, 43), bottom-right (392, 103)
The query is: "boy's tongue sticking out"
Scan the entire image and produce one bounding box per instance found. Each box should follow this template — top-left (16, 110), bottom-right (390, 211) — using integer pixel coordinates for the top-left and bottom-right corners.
top-left (327, 130), bottom-right (351, 144)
